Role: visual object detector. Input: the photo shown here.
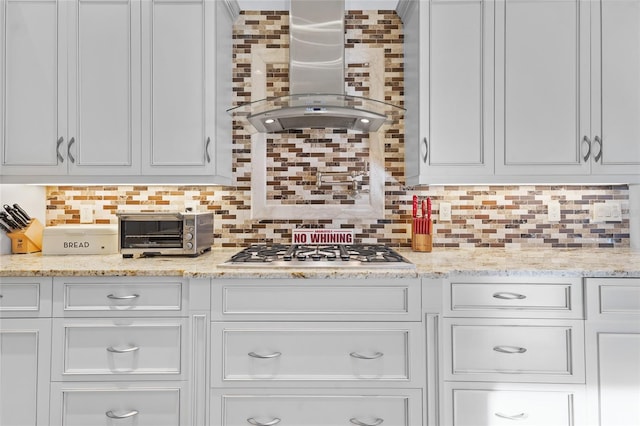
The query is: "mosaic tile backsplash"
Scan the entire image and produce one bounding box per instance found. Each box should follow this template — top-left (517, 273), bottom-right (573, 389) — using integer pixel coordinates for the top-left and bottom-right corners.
top-left (46, 184), bottom-right (630, 249)
top-left (43, 10), bottom-right (631, 249)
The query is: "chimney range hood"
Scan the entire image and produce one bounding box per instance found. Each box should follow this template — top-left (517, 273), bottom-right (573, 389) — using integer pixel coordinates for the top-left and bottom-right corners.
top-left (227, 0), bottom-right (404, 133)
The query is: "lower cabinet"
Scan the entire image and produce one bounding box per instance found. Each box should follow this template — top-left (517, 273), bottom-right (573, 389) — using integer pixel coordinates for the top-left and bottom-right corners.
top-left (585, 278), bottom-right (640, 426)
top-left (49, 382), bottom-right (187, 426)
top-left (443, 383), bottom-right (585, 426)
top-left (0, 277), bottom-right (52, 426)
top-left (210, 388), bottom-right (423, 426)
top-left (0, 319), bottom-right (52, 426)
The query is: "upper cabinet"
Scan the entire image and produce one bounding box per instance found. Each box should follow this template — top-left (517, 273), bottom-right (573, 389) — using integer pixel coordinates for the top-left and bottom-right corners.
top-left (403, 0), bottom-right (640, 185)
top-left (404, 0), bottom-right (494, 184)
top-left (0, 0), bottom-right (233, 184)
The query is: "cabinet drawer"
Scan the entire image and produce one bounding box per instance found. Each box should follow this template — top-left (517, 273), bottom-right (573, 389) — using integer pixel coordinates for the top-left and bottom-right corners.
top-left (444, 384), bottom-right (584, 426)
top-left (0, 277), bottom-right (52, 317)
top-left (50, 383), bottom-right (184, 426)
top-left (586, 278), bottom-right (640, 319)
top-left (52, 318), bottom-right (185, 380)
top-left (212, 278), bottom-right (421, 321)
top-left (212, 322), bottom-right (423, 387)
top-left (444, 318), bottom-right (585, 383)
top-left (53, 277), bottom-right (185, 316)
top-left (445, 276), bottom-right (583, 318)
top-left (211, 389), bottom-right (422, 426)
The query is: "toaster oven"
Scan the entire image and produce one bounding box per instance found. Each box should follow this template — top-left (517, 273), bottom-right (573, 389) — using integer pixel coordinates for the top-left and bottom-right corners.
top-left (117, 211), bottom-right (213, 257)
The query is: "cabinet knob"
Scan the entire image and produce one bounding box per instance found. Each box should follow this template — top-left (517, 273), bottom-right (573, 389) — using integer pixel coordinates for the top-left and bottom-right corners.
top-left (248, 351), bottom-right (282, 359)
top-left (493, 345), bottom-right (527, 354)
top-left (106, 345), bottom-right (140, 354)
top-left (247, 417), bottom-right (281, 425)
top-left (106, 293), bottom-right (139, 300)
top-left (422, 137), bottom-right (429, 163)
top-left (594, 135), bottom-right (603, 163)
top-left (349, 351), bottom-right (384, 360)
top-left (582, 135), bottom-right (592, 162)
top-left (205, 137), bottom-right (211, 163)
top-left (350, 418), bottom-right (384, 426)
top-left (492, 292), bottom-right (526, 300)
top-left (56, 136), bottom-right (65, 163)
top-left (67, 137), bottom-right (76, 163)
top-left (495, 412), bottom-right (529, 421)
top-left (105, 410), bottom-right (139, 419)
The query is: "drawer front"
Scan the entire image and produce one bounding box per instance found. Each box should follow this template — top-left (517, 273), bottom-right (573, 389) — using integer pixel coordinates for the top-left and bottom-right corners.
top-left (444, 319), bottom-right (585, 383)
top-left (586, 278), bottom-right (640, 319)
top-left (212, 322), bottom-right (423, 386)
top-left (0, 277), bottom-right (52, 317)
top-left (445, 385), bottom-right (582, 426)
top-left (212, 278), bottom-right (421, 321)
top-left (51, 383), bottom-right (183, 426)
top-left (52, 318), bottom-right (185, 380)
top-left (53, 277), bottom-right (184, 316)
top-left (211, 389), bottom-right (422, 426)
top-left (445, 277), bottom-right (583, 319)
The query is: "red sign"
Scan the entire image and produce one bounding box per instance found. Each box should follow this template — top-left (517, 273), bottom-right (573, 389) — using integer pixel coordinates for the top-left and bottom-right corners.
top-left (292, 229), bottom-right (354, 245)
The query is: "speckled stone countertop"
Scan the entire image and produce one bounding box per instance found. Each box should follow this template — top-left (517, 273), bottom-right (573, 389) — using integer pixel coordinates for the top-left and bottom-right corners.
top-left (1, 247), bottom-right (639, 278)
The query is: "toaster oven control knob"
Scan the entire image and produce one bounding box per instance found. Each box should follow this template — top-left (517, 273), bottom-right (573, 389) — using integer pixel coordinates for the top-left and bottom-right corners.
top-left (185, 233), bottom-right (193, 240)
top-left (186, 242), bottom-right (193, 250)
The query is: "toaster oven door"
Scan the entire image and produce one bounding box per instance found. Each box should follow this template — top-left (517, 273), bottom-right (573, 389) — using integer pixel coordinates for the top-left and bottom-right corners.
top-left (119, 215), bottom-right (184, 249)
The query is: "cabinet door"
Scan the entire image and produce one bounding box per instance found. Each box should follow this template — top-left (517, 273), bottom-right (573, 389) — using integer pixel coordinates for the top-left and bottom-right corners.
top-left (66, 0), bottom-right (141, 175)
top-left (495, 0), bottom-right (591, 176)
top-left (590, 0), bottom-right (640, 176)
top-left (586, 325), bottom-right (640, 426)
top-left (141, 0), bottom-right (215, 175)
top-left (405, 0), bottom-right (494, 185)
top-left (0, 319), bottom-right (51, 426)
top-left (0, 0), bottom-right (67, 176)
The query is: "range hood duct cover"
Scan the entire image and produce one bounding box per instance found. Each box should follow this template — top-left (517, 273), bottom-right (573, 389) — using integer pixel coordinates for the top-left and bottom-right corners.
top-left (227, 0), bottom-right (404, 133)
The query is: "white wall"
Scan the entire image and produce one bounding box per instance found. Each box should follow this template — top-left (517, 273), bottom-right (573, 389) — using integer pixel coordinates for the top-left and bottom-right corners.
top-left (631, 184), bottom-right (640, 252)
top-left (0, 185), bottom-right (46, 255)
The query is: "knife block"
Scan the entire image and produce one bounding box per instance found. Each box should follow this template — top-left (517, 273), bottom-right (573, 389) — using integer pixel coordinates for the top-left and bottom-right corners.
top-left (411, 218), bottom-right (432, 252)
top-left (7, 218), bottom-right (44, 254)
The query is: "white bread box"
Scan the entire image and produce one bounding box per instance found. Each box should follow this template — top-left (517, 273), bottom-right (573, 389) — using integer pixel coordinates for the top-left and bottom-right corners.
top-left (42, 224), bottom-right (118, 255)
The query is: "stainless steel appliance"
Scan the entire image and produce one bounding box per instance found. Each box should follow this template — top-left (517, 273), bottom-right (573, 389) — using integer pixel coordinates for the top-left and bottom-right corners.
top-left (220, 244), bottom-right (415, 269)
top-left (117, 211), bottom-right (213, 258)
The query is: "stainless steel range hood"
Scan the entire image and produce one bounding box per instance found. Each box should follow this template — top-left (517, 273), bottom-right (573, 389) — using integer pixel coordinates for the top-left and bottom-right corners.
top-left (227, 0), bottom-right (404, 133)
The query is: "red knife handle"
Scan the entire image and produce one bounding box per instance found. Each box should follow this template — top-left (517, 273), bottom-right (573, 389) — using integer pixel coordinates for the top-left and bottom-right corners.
top-left (412, 195), bottom-right (418, 218)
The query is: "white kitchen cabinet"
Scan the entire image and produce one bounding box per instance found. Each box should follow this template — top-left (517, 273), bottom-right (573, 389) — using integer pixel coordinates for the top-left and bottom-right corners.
top-left (494, 0), bottom-right (591, 176)
top-left (590, 0), bottom-right (640, 176)
top-left (403, 0), bottom-right (494, 185)
top-left (1, 0), bottom-right (233, 184)
top-left (442, 275), bottom-right (586, 424)
top-left (401, 0), bottom-right (640, 184)
top-left (585, 278), bottom-right (640, 426)
top-left (211, 388), bottom-right (423, 426)
top-left (0, 277), bottom-right (53, 426)
top-left (0, 0), bottom-right (139, 177)
top-left (50, 382), bottom-right (187, 426)
top-left (140, 0), bottom-right (230, 179)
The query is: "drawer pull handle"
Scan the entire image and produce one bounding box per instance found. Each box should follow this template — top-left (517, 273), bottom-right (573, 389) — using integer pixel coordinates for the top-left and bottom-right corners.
top-left (350, 418), bottom-right (384, 426)
top-left (107, 345), bottom-right (140, 354)
top-left (105, 410), bottom-right (139, 419)
top-left (495, 412), bottom-right (529, 421)
top-left (107, 293), bottom-right (140, 300)
top-left (492, 292), bottom-right (526, 300)
top-left (493, 345), bottom-right (527, 354)
top-left (349, 351), bottom-right (384, 360)
top-left (248, 351), bottom-right (282, 359)
top-left (247, 417), bottom-right (281, 426)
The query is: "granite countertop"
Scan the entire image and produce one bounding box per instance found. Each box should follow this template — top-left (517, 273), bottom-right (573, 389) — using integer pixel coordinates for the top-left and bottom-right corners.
top-left (1, 247), bottom-right (639, 278)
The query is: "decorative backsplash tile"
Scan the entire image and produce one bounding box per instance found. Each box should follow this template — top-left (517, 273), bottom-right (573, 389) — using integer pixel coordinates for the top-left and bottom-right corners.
top-left (43, 10), bottom-right (631, 249)
top-left (45, 184), bottom-right (630, 249)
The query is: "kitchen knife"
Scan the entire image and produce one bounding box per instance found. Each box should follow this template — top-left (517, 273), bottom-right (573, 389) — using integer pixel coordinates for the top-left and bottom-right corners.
top-left (0, 217), bottom-right (14, 233)
top-left (412, 195), bottom-right (418, 218)
top-left (427, 197), bottom-right (432, 234)
top-left (3, 204), bottom-right (28, 227)
top-left (13, 203), bottom-right (31, 222)
top-left (0, 212), bottom-right (21, 230)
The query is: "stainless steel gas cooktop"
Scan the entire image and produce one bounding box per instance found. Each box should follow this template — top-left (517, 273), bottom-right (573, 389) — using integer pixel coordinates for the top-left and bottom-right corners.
top-left (220, 244), bottom-right (415, 269)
